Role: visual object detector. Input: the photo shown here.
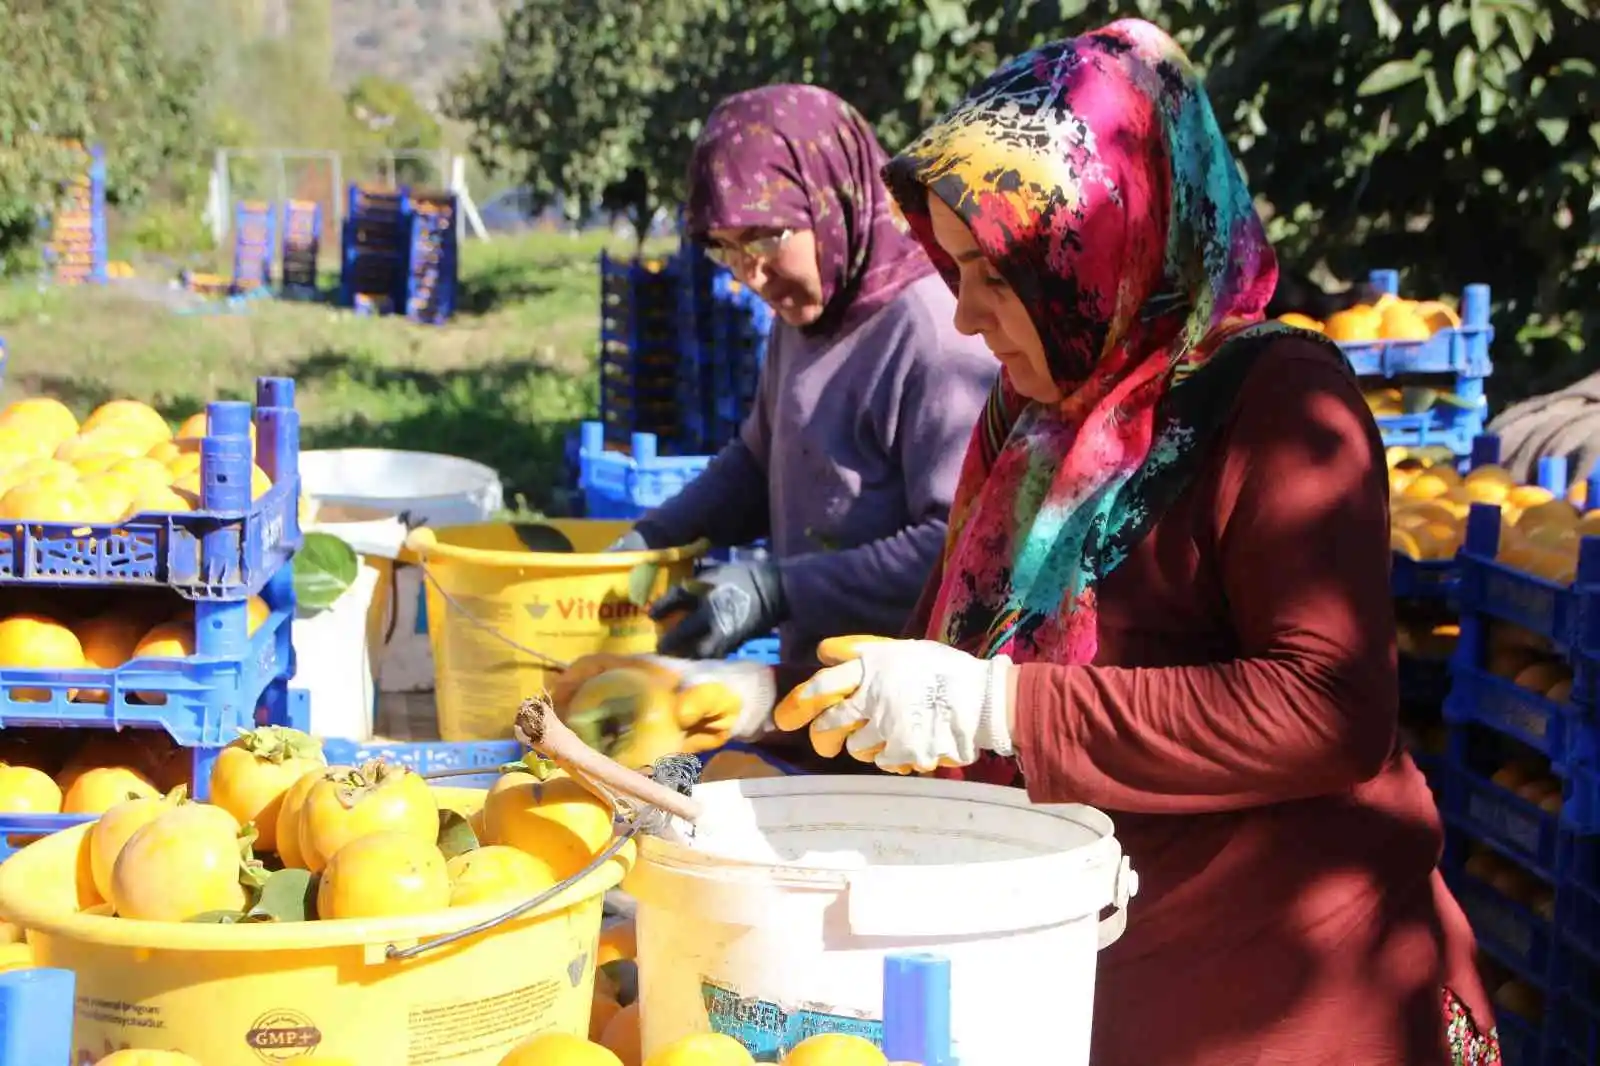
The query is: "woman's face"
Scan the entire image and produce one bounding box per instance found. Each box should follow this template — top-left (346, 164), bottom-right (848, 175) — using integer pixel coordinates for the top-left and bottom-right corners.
top-left (926, 197), bottom-right (1061, 404)
top-left (706, 227), bottom-right (825, 327)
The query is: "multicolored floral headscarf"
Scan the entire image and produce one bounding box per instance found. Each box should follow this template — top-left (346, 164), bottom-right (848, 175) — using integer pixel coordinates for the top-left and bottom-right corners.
top-left (687, 85), bottom-right (934, 336)
top-left (883, 19), bottom-right (1282, 667)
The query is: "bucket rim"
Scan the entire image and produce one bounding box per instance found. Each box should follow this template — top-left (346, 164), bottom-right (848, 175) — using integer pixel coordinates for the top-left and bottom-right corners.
top-left (408, 530), bottom-right (711, 571)
top-left (0, 824), bottom-right (624, 952)
top-left (299, 447), bottom-right (503, 484)
top-left (635, 775), bottom-right (1122, 884)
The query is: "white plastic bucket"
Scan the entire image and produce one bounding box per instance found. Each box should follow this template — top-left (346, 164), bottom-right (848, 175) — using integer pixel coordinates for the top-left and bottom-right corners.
top-left (298, 449), bottom-right (505, 527)
top-left (291, 562), bottom-right (382, 740)
top-left (625, 776), bottom-right (1137, 1065)
top-left (298, 449), bottom-right (505, 693)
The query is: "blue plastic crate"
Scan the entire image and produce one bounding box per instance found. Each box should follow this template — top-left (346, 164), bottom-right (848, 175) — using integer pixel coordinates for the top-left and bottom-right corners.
top-left (1553, 948), bottom-right (1600, 1062)
top-left (1495, 1007), bottom-right (1545, 1066)
top-left (0, 600), bottom-right (291, 748)
top-left (1446, 762), bottom-right (1566, 879)
top-left (0, 379), bottom-right (301, 599)
top-left (322, 736), bottom-right (521, 790)
top-left (1444, 663), bottom-right (1595, 767)
top-left (1446, 869), bottom-right (1557, 987)
top-left (578, 422), bottom-right (711, 519)
top-left (1339, 270), bottom-right (1493, 378)
top-left (1458, 505), bottom-right (1582, 649)
top-left (1375, 407), bottom-right (1486, 455)
top-left (1392, 554), bottom-right (1457, 599)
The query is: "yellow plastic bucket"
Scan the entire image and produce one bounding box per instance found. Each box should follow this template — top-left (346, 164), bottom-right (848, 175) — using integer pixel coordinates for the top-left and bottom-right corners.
top-left (0, 788), bottom-right (624, 1066)
top-left (405, 520), bottom-right (708, 742)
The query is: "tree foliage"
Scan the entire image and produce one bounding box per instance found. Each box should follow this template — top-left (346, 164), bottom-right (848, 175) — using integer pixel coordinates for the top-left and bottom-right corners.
top-left (0, 0), bottom-right (209, 269)
top-left (448, 0), bottom-right (1596, 399)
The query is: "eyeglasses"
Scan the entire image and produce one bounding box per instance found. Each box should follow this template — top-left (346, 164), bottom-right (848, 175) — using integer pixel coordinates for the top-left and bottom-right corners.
top-left (704, 229), bottom-right (792, 268)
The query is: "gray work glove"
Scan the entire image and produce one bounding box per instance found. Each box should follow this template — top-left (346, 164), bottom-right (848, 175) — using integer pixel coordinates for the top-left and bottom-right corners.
top-left (649, 560), bottom-right (786, 659)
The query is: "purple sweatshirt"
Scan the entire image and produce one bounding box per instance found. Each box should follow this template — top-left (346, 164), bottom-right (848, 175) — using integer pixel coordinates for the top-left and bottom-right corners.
top-left (641, 275), bottom-right (998, 658)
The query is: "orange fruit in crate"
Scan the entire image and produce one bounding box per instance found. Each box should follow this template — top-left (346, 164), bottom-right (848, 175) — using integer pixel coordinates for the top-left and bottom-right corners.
top-left (74, 612), bottom-right (150, 704)
top-left (81, 400), bottom-right (172, 444)
top-left (122, 485), bottom-right (194, 519)
top-left (208, 726), bottom-right (326, 854)
top-left (1323, 305), bottom-right (1383, 342)
top-left (170, 464), bottom-right (273, 505)
top-left (316, 830), bottom-right (450, 920)
top-left (483, 775), bottom-right (625, 881)
top-left (0, 762), bottom-right (62, 814)
top-left (499, 1032), bottom-right (623, 1066)
top-left (274, 767), bottom-right (329, 869)
top-left (0, 613), bottom-right (86, 701)
top-left (644, 1033), bottom-right (754, 1066)
top-left (0, 480), bottom-right (98, 524)
top-left (0, 397), bottom-right (79, 445)
top-left (56, 430), bottom-right (152, 463)
top-left (62, 765), bottom-right (161, 815)
top-left (446, 844), bottom-right (557, 907)
top-left (89, 793), bottom-right (177, 900)
top-left (109, 803), bottom-right (247, 921)
top-left (298, 761), bottom-right (438, 874)
top-left (782, 1034), bottom-right (888, 1065)
top-left (1378, 303), bottom-right (1434, 340)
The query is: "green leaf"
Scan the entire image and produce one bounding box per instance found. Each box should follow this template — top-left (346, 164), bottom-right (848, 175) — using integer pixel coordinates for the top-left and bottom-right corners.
top-left (1537, 119), bottom-right (1570, 145)
top-left (437, 809), bottom-right (481, 861)
top-left (1453, 48), bottom-right (1479, 101)
top-left (294, 531), bottom-right (361, 613)
top-left (1357, 59), bottom-right (1424, 97)
top-left (627, 562), bottom-right (660, 607)
top-left (244, 868), bottom-right (318, 923)
top-left (187, 909), bottom-right (248, 924)
top-left (1400, 387), bottom-right (1439, 414)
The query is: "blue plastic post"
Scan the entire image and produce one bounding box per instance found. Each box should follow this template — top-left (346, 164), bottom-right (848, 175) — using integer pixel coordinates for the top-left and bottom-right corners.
top-left (581, 422), bottom-right (604, 457)
top-left (1368, 269), bottom-right (1400, 296)
top-left (1537, 455), bottom-right (1569, 494)
top-left (1587, 469), bottom-right (1600, 516)
top-left (256, 378), bottom-right (300, 546)
top-left (631, 431), bottom-right (658, 464)
top-left (88, 145), bottom-right (108, 285)
top-left (0, 967), bottom-right (75, 1065)
top-left (1469, 434), bottom-right (1500, 470)
top-left (883, 953), bottom-right (955, 1065)
top-left (1465, 503), bottom-right (1503, 557)
top-left (1462, 284), bottom-right (1491, 329)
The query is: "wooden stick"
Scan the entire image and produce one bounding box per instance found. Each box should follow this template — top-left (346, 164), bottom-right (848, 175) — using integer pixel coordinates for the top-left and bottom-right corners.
top-left (515, 694), bottom-right (703, 825)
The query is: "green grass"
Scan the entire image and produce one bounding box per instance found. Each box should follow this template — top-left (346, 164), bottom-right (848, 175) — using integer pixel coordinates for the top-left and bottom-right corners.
top-left (0, 230), bottom-right (674, 516)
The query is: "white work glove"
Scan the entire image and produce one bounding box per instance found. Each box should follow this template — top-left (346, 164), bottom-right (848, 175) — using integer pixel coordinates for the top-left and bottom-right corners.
top-left (773, 636), bottom-right (1014, 774)
top-left (548, 652), bottom-right (778, 750)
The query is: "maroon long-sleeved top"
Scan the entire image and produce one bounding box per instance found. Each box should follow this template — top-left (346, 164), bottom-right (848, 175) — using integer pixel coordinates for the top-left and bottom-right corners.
top-left (914, 339), bottom-right (1490, 1064)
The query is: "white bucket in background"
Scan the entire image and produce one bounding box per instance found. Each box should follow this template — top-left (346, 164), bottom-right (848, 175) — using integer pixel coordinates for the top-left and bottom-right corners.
top-left (298, 449), bottom-right (505, 693)
top-left (291, 562), bottom-right (383, 740)
top-left (625, 776), bottom-right (1138, 1065)
top-left (298, 449), bottom-right (505, 528)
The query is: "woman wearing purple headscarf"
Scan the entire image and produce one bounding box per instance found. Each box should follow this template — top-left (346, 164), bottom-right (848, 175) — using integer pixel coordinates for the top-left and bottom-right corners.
top-left (579, 86), bottom-right (996, 756)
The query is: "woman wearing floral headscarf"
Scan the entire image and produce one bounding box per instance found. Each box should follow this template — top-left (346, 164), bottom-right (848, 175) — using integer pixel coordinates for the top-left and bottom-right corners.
top-left (565, 86), bottom-right (995, 762)
top-left (774, 21), bottom-right (1499, 1066)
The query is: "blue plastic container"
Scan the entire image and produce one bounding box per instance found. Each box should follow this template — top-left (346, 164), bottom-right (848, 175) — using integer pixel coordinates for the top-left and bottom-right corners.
top-left (578, 422), bottom-right (712, 519)
top-left (1339, 270), bottom-right (1494, 378)
top-left (0, 378), bottom-right (301, 599)
top-left (0, 968), bottom-right (75, 1066)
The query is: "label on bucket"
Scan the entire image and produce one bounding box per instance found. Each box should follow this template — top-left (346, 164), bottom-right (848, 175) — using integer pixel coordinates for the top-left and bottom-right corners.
top-left (701, 979), bottom-right (884, 1062)
top-left (406, 975), bottom-right (566, 1063)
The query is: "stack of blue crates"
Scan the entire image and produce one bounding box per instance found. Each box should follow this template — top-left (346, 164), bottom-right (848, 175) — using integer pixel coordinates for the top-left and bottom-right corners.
top-left (670, 244), bottom-right (773, 453)
top-left (231, 200), bottom-right (277, 294)
top-left (0, 378), bottom-right (308, 858)
top-left (1341, 269), bottom-right (1493, 459)
top-left (279, 199), bottom-right (321, 299)
top-left (599, 253), bottom-right (682, 448)
top-left (49, 145), bottom-right (107, 287)
top-left (404, 191), bottom-right (459, 324)
top-left (339, 184), bottom-right (407, 316)
top-left (1415, 448), bottom-right (1600, 1065)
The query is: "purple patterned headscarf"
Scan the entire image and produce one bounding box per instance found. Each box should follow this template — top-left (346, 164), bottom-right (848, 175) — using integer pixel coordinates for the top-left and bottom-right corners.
top-left (687, 85), bottom-right (935, 336)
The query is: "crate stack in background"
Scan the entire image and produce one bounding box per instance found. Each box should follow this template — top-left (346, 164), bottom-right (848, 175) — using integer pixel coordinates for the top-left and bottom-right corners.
top-left (49, 145), bottom-right (107, 287)
top-left (1322, 269), bottom-right (1493, 464)
top-left (670, 245), bottom-right (774, 453)
top-left (403, 190), bottom-right (459, 325)
top-left (599, 253), bottom-right (683, 449)
top-left (339, 184), bottom-right (407, 316)
top-left (0, 378), bottom-right (307, 859)
top-left (230, 200), bottom-right (277, 294)
top-left (1383, 440), bottom-right (1600, 1066)
top-left (279, 199), bottom-right (322, 299)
